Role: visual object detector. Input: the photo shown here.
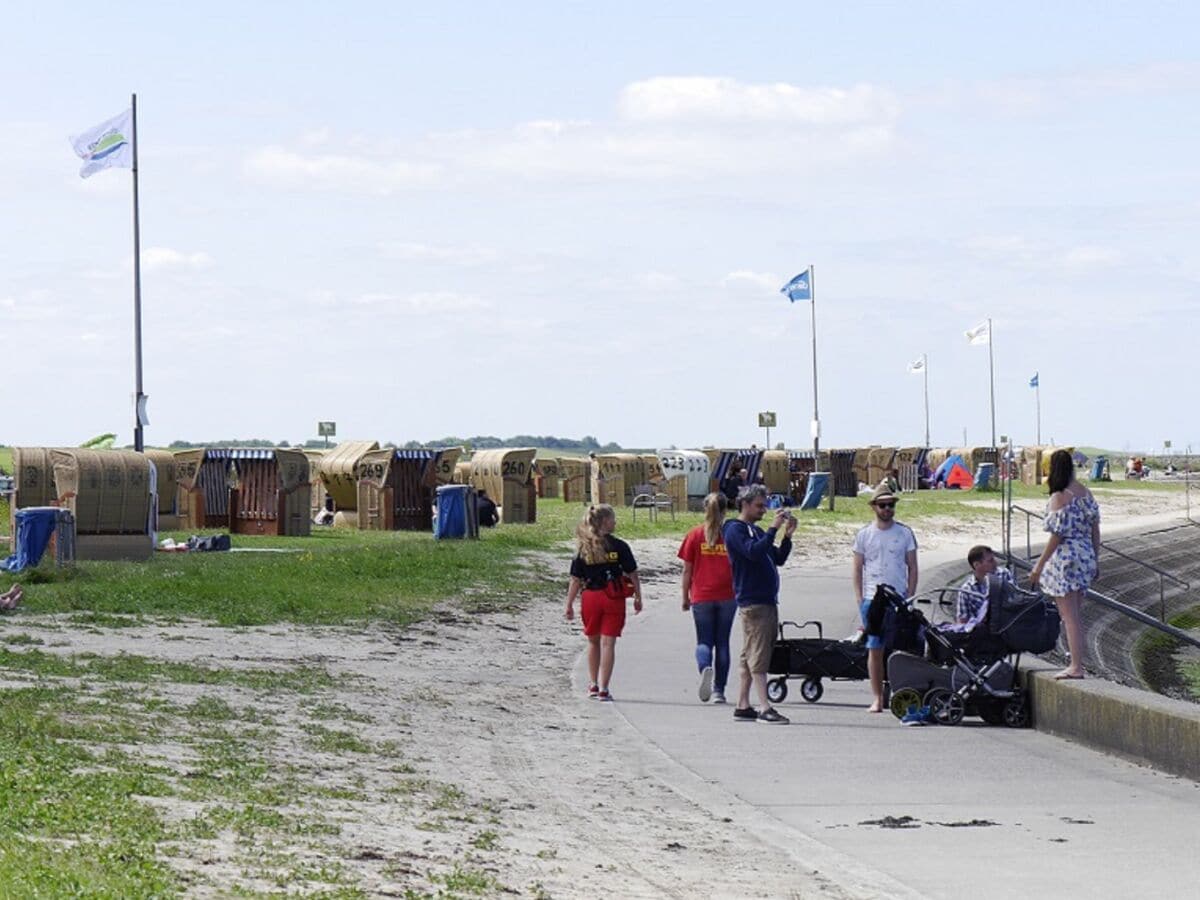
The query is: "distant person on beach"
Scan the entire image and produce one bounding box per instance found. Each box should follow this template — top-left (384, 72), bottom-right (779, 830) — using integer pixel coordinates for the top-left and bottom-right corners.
top-left (724, 484), bottom-right (795, 724)
top-left (477, 490), bottom-right (499, 527)
top-left (879, 468), bottom-right (901, 494)
top-left (1030, 449), bottom-right (1100, 680)
top-left (0, 583), bottom-right (22, 611)
top-left (564, 504), bottom-right (643, 701)
top-left (720, 466), bottom-right (748, 503)
top-left (678, 493), bottom-right (735, 704)
top-left (852, 486), bottom-right (918, 712)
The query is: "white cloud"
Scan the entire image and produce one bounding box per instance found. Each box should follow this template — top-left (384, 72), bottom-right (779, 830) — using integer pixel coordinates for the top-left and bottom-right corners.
top-left (350, 291), bottom-right (490, 313)
top-left (1060, 246), bottom-right (1123, 269)
top-left (244, 145), bottom-right (441, 194)
top-left (962, 235), bottom-right (1124, 272)
top-left (0, 290), bottom-right (63, 322)
top-left (721, 270), bottom-right (781, 293)
top-left (245, 76), bottom-right (901, 193)
top-left (635, 271), bottom-right (683, 291)
top-left (378, 241), bottom-right (500, 266)
top-left (619, 77), bottom-right (900, 126)
top-left (142, 247), bottom-right (214, 270)
top-left (942, 61), bottom-right (1200, 115)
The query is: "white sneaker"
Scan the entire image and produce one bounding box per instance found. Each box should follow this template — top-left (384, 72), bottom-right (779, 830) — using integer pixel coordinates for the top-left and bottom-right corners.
top-left (711, 690), bottom-right (727, 704)
top-left (698, 666), bottom-right (714, 702)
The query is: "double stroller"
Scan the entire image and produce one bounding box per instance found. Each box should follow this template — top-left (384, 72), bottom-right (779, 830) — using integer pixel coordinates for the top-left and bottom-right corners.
top-left (869, 577), bottom-right (1061, 726)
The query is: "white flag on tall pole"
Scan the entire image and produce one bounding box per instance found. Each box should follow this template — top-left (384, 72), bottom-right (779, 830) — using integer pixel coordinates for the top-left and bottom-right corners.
top-left (907, 357), bottom-right (925, 374)
top-left (965, 320), bottom-right (991, 346)
top-left (69, 108), bottom-right (133, 178)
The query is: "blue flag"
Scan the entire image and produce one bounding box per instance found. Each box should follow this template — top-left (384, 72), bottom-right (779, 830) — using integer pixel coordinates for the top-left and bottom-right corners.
top-left (780, 271), bottom-right (811, 302)
top-left (1029, 373), bottom-right (1039, 388)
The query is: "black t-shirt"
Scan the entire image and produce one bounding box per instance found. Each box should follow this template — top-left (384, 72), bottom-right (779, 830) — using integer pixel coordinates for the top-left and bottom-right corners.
top-left (478, 496), bottom-right (499, 527)
top-left (570, 535), bottom-right (637, 590)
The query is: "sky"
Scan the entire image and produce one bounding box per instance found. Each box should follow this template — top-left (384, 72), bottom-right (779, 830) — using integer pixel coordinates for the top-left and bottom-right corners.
top-left (2, 1), bottom-right (1198, 453)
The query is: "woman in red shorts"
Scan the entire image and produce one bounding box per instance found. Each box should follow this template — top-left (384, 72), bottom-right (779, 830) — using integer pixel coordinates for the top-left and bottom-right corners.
top-left (564, 504), bottom-right (642, 701)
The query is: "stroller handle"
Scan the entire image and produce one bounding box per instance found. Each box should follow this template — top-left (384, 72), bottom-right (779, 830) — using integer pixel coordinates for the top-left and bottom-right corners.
top-left (779, 619), bottom-right (823, 640)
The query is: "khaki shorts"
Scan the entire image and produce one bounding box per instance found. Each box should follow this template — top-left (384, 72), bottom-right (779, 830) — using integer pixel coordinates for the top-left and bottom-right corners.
top-left (739, 604), bottom-right (779, 676)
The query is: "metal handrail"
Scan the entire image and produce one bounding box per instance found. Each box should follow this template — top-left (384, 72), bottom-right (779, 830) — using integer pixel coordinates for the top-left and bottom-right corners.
top-left (1009, 503), bottom-right (1191, 625)
top-left (1009, 504), bottom-right (1189, 589)
top-left (1007, 555), bottom-right (1200, 651)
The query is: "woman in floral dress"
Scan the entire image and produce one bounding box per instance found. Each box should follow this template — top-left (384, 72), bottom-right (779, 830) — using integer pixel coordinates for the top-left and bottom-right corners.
top-left (1030, 449), bottom-right (1101, 679)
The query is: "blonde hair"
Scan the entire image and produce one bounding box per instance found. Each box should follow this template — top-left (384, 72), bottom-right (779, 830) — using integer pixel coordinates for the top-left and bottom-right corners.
top-left (576, 504), bottom-right (615, 564)
top-left (703, 492), bottom-right (728, 546)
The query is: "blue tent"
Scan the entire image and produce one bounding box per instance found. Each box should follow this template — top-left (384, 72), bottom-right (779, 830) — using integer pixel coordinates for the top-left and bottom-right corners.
top-left (934, 454), bottom-right (973, 490)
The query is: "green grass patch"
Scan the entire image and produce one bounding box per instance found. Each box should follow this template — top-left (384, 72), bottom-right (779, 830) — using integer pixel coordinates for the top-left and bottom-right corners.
top-left (0, 647), bottom-right (344, 693)
top-left (0, 686), bottom-right (179, 896)
top-left (8, 487), bottom-right (1189, 627)
top-left (305, 724), bottom-right (374, 755)
top-left (1134, 606), bottom-right (1200, 700)
top-left (1, 632), bottom-right (43, 646)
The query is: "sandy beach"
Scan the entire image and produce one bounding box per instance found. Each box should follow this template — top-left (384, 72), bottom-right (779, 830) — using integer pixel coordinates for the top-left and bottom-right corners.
top-left (0, 487), bottom-right (1188, 897)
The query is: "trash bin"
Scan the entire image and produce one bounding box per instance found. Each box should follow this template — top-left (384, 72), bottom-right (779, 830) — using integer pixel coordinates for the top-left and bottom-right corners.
top-left (1090, 456), bottom-right (1108, 481)
top-left (974, 462), bottom-right (996, 489)
top-left (1, 507), bottom-right (74, 572)
top-left (800, 472), bottom-right (829, 510)
top-left (434, 485), bottom-right (479, 540)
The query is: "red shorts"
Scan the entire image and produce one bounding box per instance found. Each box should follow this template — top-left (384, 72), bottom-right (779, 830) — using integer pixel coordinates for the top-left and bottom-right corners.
top-left (581, 588), bottom-right (626, 638)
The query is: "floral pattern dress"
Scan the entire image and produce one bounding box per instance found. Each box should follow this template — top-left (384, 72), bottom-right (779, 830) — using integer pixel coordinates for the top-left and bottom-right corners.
top-left (1041, 494), bottom-right (1100, 596)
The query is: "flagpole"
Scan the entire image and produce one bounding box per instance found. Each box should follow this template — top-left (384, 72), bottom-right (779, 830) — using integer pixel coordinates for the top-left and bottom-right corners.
top-left (1035, 377), bottom-right (1042, 445)
top-left (922, 353), bottom-right (930, 447)
top-left (131, 92), bottom-right (145, 453)
top-left (987, 317), bottom-right (996, 448)
top-left (809, 264), bottom-right (819, 458)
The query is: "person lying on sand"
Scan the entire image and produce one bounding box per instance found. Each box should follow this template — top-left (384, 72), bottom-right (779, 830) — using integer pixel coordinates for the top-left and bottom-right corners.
top-left (0, 583), bottom-right (22, 611)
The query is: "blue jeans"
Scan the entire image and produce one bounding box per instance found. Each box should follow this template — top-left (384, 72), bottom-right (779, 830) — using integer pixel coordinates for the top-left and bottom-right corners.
top-left (692, 599), bottom-right (737, 691)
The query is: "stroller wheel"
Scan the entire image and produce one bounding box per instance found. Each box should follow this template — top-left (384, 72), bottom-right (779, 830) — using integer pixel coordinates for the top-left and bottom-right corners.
top-left (924, 688), bottom-right (965, 726)
top-left (1002, 698), bottom-right (1030, 728)
top-left (889, 688), bottom-right (922, 719)
top-left (766, 678), bottom-right (788, 704)
top-left (800, 678), bottom-right (823, 703)
top-left (979, 703), bottom-right (1006, 726)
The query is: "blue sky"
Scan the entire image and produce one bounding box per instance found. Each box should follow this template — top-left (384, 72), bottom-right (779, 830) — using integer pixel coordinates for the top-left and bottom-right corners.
top-left (2, 2), bottom-right (1198, 452)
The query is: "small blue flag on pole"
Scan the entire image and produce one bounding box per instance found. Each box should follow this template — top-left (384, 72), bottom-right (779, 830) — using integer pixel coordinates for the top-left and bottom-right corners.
top-left (1029, 373), bottom-right (1039, 388)
top-left (780, 271), bottom-right (811, 302)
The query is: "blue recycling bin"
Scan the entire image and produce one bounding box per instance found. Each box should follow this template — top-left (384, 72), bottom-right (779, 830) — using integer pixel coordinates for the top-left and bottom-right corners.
top-left (1, 507), bottom-right (60, 572)
top-left (434, 485), bottom-right (479, 540)
top-left (799, 472), bottom-right (829, 510)
top-left (974, 462), bottom-right (996, 489)
top-left (1090, 456), bottom-right (1108, 481)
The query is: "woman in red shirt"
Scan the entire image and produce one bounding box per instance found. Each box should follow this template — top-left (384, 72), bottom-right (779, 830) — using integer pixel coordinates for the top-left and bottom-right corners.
top-left (564, 504), bottom-right (643, 701)
top-left (678, 493), bottom-right (736, 703)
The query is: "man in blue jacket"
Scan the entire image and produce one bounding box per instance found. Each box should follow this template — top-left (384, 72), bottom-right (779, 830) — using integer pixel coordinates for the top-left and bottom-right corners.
top-left (723, 484), bottom-right (795, 724)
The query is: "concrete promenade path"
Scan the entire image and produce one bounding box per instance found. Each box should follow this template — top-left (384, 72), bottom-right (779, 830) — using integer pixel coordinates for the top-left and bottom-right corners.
top-left (590, 547), bottom-right (1200, 899)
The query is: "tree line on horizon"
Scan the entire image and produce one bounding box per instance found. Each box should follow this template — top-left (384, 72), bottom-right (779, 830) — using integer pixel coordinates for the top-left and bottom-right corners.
top-left (158, 435), bottom-right (627, 452)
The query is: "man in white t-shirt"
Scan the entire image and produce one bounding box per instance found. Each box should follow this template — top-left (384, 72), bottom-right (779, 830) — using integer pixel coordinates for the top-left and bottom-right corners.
top-left (852, 486), bottom-right (919, 712)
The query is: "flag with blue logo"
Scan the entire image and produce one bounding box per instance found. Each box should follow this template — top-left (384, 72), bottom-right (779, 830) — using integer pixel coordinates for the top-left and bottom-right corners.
top-left (70, 108), bottom-right (133, 178)
top-left (780, 271), bottom-right (811, 303)
top-left (1029, 373), bottom-right (1039, 388)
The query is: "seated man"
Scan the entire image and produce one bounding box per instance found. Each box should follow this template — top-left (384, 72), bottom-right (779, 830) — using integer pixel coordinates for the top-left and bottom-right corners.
top-left (720, 467), bottom-right (748, 503)
top-left (477, 490), bottom-right (500, 528)
top-left (942, 544), bottom-right (1013, 634)
top-left (1, 583), bottom-right (23, 611)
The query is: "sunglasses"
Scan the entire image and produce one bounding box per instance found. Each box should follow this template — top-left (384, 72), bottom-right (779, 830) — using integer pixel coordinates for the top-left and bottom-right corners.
top-left (874, 502), bottom-right (897, 510)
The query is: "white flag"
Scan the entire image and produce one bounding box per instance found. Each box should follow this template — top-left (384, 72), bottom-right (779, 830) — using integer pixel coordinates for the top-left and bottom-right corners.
top-left (907, 357), bottom-right (925, 374)
top-left (70, 108), bottom-right (133, 178)
top-left (965, 320), bottom-right (990, 346)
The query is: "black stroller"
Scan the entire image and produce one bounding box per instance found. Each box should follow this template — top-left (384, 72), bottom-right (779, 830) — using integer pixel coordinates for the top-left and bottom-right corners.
top-left (871, 578), bottom-right (1061, 727)
top-left (765, 620), bottom-right (869, 703)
